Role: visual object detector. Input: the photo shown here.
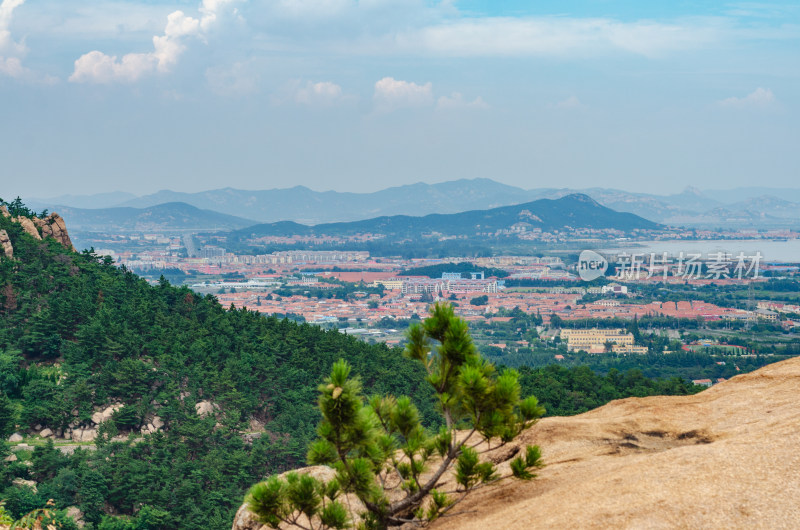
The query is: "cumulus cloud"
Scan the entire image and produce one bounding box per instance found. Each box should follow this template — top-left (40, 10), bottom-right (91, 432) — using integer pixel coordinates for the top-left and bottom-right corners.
top-left (0, 0), bottom-right (28, 77)
top-left (373, 77), bottom-right (433, 111)
top-left (436, 92), bottom-right (488, 110)
top-left (70, 0), bottom-right (238, 84)
top-left (294, 80), bottom-right (345, 105)
top-left (719, 87), bottom-right (776, 108)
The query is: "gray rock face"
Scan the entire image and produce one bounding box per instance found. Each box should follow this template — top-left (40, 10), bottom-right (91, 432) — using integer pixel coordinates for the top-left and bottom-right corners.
top-left (39, 428), bottom-right (54, 438)
top-left (8, 432), bottom-right (23, 442)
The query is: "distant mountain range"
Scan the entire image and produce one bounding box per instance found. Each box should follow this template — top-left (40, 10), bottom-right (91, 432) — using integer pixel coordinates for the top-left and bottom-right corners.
top-left (51, 202), bottom-right (256, 232)
top-left (232, 194), bottom-right (661, 241)
top-left (28, 179), bottom-right (800, 231)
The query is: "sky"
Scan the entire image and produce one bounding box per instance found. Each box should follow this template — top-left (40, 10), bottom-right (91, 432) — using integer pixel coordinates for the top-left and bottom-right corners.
top-left (0, 0), bottom-right (798, 199)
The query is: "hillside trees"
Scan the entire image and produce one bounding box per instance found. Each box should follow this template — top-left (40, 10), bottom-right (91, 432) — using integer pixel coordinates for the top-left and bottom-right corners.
top-left (245, 304), bottom-right (545, 529)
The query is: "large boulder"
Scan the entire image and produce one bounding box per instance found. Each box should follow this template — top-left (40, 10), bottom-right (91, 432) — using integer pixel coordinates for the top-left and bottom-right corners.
top-left (0, 205), bottom-right (9, 218)
top-left (91, 404), bottom-right (122, 425)
top-left (12, 478), bottom-right (37, 493)
top-left (39, 428), bottom-right (53, 438)
top-left (12, 216), bottom-right (41, 240)
top-left (195, 400), bottom-right (218, 418)
top-left (72, 428), bottom-right (97, 442)
top-left (65, 506), bottom-right (85, 528)
top-left (8, 433), bottom-right (23, 443)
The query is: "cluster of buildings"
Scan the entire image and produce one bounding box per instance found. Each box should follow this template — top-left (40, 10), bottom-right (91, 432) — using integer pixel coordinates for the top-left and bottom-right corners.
top-left (559, 328), bottom-right (648, 354)
top-left (196, 249), bottom-right (371, 265)
top-left (373, 273), bottom-right (500, 295)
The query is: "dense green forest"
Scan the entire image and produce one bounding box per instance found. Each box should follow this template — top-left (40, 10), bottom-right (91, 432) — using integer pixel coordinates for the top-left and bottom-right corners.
top-left (0, 209), bottom-right (700, 528)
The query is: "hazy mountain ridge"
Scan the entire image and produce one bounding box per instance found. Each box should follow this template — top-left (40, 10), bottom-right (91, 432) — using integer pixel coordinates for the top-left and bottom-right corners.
top-left (53, 202), bottom-right (257, 232)
top-left (232, 193), bottom-right (661, 240)
top-left (28, 179), bottom-right (800, 230)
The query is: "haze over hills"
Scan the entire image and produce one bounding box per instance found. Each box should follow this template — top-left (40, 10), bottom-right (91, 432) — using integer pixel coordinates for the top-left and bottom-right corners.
top-left (52, 202), bottom-right (256, 232)
top-left (28, 179), bottom-right (800, 231)
top-left (231, 194), bottom-right (661, 241)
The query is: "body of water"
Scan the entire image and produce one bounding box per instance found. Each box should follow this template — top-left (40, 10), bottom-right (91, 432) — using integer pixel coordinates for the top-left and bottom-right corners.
top-left (597, 239), bottom-right (800, 263)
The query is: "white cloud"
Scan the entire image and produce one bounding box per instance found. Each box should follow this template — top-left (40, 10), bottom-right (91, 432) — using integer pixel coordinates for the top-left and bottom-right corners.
top-left (70, 0), bottom-right (238, 84)
top-left (373, 77), bottom-right (433, 111)
top-left (0, 0), bottom-right (27, 77)
top-left (719, 87), bottom-right (776, 108)
top-left (294, 80), bottom-right (345, 105)
top-left (394, 17), bottom-right (724, 58)
top-left (436, 92), bottom-right (488, 110)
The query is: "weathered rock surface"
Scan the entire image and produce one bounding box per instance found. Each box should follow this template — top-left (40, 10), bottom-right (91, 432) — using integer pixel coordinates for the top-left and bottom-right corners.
top-left (39, 213), bottom-right (75, 250)
top-left (233, 357), bottom-right (800, 530)
top-left (0, 205), bottom-right (9, 218)
top-left (8, 432), bottom-right (23, 442)
top-left (66, 506), bottom-right (86, 528)
top-left (3, 210), bottom-right (76, 251)
top-left (432, 356), bottom-right (800, 530)
top-left (72, 428), bottom-right (98, 442)
top-left (0, 229), bottom-right (12, 259)
top-left (12, 216), bottom-right (41, 240)
top-left (195, 400), bottom-right (219, 418)
top-left (12, 478), bottom-right (37, 492)
top-left (39, 428), bottom-right (53, 438)
top-left (91, 404), bottom-right (122, 425)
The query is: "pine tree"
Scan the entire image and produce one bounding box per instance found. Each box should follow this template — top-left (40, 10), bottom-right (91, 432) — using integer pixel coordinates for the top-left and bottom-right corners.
top-left (245, 303), bottom-right (545, 529)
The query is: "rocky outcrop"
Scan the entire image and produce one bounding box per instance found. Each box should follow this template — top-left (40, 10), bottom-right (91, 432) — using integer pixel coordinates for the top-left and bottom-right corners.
top-left (3, 209), bottom-right (76, 251)
top-left (195, 400), bottom-right (219, 418)
top-left (0, 229), bottom-right (11, 259)
top-left (430, 356), bottom-right (800, 530)
top-left (12, 478), bottom-right (37, 493)
top-left (91, 404), bottom-right (123, 425)
top-left (38, 213), bottom-right (75, 251)
top-left (233, 357), bottom-right (800, 530)
top-left (65, 506), bottom-right (85, 528)
top-left (11, 216), bottom-right (41, 240)
top-left (141, 415), bottom-right (164, 435)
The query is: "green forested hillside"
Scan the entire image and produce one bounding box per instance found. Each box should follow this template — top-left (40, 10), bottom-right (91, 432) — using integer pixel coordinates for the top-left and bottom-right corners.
top-left (0, 211), bottom-right (436, 528)
top-left (0, 207), bottom-right (697, 529)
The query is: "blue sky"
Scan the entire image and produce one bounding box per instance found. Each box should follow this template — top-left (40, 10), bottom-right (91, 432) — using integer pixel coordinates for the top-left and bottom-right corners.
top-left (0, 0), bottom-right (798, 199)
